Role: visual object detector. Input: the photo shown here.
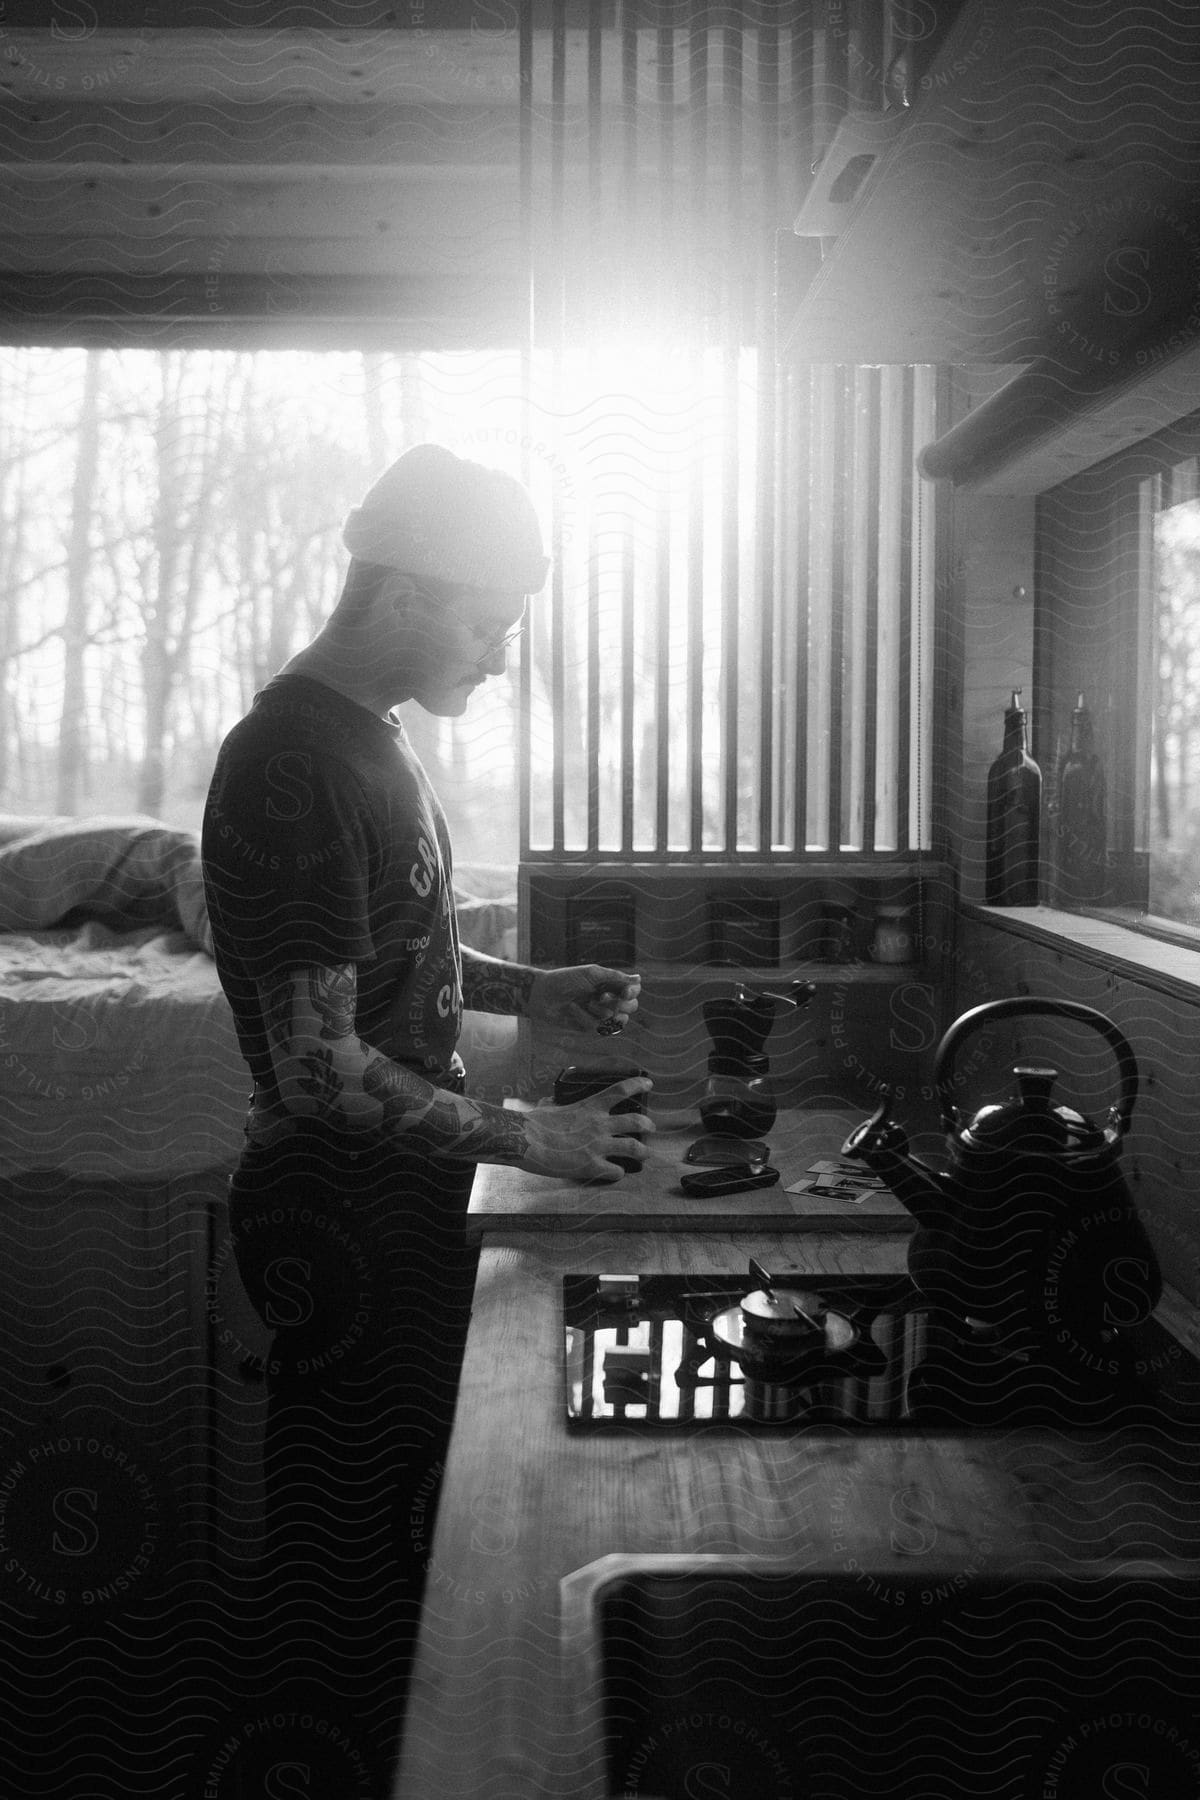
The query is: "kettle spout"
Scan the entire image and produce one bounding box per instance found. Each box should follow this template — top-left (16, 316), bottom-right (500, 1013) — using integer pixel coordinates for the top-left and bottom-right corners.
top-left (841, 1096), bottom-right (952, 1232)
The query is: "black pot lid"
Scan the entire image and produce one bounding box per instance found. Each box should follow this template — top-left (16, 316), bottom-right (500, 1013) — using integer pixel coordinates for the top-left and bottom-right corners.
top-left (962, 1065), bottom-right (1106, 1153)
top-left (712, 1291), bottom-right (859, 1356)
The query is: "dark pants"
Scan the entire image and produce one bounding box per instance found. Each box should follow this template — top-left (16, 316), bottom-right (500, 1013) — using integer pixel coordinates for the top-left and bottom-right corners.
top-left (226, 1123), bottom-right (478, 1792)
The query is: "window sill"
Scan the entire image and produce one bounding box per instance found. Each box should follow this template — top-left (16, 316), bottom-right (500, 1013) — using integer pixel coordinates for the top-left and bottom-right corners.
top-left (962, 903), bottom-right (1200, 1005)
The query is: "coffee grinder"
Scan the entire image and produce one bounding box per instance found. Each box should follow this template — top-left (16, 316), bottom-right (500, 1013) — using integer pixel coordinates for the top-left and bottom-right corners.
top-left (698, 979), bottom-right (816, 1138)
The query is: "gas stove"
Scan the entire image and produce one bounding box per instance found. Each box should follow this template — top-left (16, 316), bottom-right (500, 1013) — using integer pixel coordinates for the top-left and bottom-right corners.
top-left (563, 1271), bottom-right (1200, 1430)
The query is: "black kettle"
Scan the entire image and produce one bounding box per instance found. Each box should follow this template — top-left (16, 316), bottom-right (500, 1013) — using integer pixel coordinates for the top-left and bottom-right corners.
top-left (842, 997), bottom-right (1162, 1359)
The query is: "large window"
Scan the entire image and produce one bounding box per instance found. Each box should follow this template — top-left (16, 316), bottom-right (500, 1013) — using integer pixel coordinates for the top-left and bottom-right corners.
top-left (523, 353), bottom-right (940, 859)
top-left (1147, 457), bottom-right (1200, 928)
top-left (1, 344), bottom-right (941, 880)
top-left (1035, 406), bottom-right (1200, 944)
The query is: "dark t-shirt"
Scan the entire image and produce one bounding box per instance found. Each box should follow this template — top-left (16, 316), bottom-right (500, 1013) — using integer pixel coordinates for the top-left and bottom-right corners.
top-left (202, 673), bottom-right (463, 1102)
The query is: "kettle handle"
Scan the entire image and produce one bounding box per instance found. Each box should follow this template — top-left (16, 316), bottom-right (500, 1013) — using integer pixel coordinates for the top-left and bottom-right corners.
top-left (934, 996), bottom-right (1138, 1138)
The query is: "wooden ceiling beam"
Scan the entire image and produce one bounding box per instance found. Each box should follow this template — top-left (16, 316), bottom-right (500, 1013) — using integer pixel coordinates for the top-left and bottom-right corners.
top-left (0, 101), bottom-right (523, 169)
top-left (0, 269), bottom-right (526, 345)
top-left (0, 172), bottom-right (520, 247)
top-left (0, 235), bottom-right (521, 279)
top-left (0, 323), bottom-right (528, 356)
top-left (0, 28), bottom-right (525, 105)
top-left (0, 160), bottom-right (747, 255)
top-left (0, 26), bottom-right (791, 107)
top-left (0, 1), bottom-right (616, 26)
top-left (0, 99), bottom-right (761, 171)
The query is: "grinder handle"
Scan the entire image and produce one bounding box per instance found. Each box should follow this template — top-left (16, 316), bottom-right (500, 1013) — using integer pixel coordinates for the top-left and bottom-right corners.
top-left (934, 996), bottom-right (1138, 1138)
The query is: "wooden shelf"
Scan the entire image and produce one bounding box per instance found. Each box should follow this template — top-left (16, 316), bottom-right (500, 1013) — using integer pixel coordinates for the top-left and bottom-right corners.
top-left (520, 857), bottom-right (944, 878)
top-left (518, 861), bottom-right (954, 1111)
top-left (631, 961), bottom-right (926, 985)
top-left (521, 861), bottom-right (949, 973)
top-left (963, 903), bottom-right (1200, 1006)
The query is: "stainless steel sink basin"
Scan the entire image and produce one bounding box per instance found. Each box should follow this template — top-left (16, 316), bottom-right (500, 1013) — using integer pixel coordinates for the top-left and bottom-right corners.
top-left (560, 1554), bottom-right (1200, 1800)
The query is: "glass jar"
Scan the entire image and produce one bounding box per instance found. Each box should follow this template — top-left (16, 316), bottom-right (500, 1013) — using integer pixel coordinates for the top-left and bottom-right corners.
top-left (813, 901), bottom-right (857, 963)
top-left (870, 904), bottom-right (915, 965)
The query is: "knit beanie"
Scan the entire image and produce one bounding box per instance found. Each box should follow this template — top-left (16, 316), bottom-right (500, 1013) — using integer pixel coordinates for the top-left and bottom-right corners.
top-left (342, 442), bottom-right (549, 594)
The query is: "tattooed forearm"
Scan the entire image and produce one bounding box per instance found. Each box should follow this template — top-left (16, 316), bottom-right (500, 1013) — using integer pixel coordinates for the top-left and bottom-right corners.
top-left (295, 1048), bottom-right (345, 1110)
top-left (307, 964), bottom-right (358, 1040)
top-left (361, 1053), bottom-right (529, 1163)
top-left (256, 962), bottom-right (529, 1163)
top-left (460, 951), bottom-right (537, 1016)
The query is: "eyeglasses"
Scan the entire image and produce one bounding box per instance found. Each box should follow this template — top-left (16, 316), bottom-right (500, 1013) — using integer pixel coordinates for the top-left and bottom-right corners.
top-left (470, 618), bottom-right (526, 664)
top-left (408, 579), bottom-right (526, 666)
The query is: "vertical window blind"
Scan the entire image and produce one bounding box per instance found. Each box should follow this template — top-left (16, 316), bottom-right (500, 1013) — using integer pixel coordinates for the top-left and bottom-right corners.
top-left (516, 11), bottom-right (939, 861)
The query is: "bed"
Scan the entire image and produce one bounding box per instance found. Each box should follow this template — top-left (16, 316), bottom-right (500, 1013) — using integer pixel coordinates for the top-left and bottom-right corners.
top-left (0, 814), bottom-right (520, 1181)
top-left (0, 813), bottom-right (521, 1572)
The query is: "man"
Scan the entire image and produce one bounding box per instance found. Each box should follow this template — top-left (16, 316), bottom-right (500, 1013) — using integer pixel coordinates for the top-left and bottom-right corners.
top-left (201, 443), bottom-right (651, 1784)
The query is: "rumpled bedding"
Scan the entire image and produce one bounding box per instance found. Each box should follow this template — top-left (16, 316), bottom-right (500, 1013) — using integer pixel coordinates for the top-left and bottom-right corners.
top-left (0, 816), bottom-right (519, 962)
top-left (0, 919), bottom-right (247, 1177)
top-left (0, 918), bottom-right (520, 1176)
top-left (0, 815), bottom-right (212, 953)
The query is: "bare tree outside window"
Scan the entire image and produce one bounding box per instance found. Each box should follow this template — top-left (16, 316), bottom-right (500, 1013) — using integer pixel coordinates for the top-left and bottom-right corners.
top-left (1149, 482), bottom-right (1200, 926)
top-left (0, 347), bottom-right (529, 872)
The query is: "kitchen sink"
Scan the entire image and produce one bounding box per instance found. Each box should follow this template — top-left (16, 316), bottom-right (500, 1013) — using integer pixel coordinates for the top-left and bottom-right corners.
top-left (560, 1553), bottom-right (1200, 1800)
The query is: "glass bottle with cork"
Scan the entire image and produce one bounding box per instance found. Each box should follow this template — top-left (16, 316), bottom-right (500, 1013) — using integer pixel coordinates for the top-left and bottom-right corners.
top-left (1053, 691), bottom-right (1107, 906)
top-left (985, 688), bottom-right (1042, 905)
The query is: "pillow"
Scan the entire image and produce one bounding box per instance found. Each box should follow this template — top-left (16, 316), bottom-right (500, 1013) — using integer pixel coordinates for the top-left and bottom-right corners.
top-left (0, 816), bottom-right (214, 953)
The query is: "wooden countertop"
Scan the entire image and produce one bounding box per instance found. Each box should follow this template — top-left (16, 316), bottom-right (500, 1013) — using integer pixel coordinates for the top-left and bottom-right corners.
top-left (466, 1103), bottom-right (915, 1238)
top-left (393, 1228), bottom-right (1200, 1800)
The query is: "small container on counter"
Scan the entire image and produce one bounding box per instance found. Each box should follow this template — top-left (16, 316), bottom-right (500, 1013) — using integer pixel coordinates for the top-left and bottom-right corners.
top-left (1052, 691), bottom-right (1107, 906)
top-left (566, 882), bottom-right (636, 966)
top-left (706, 884), bottom-right (780, 966)
top-left (870, 903), bottom-right (916, 965)
top-left (815, 901), bottom-right (859, 962)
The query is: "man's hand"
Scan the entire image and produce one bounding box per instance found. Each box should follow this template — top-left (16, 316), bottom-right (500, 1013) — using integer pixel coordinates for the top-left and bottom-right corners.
top-left (516, 1075), bottom-right (654, 1182)
top-left (527, 965), bottom-right (641, 1035)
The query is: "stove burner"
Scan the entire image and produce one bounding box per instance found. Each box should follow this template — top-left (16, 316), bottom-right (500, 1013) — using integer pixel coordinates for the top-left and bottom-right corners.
top-left (563, 1272), bottom-right (1200, 1431)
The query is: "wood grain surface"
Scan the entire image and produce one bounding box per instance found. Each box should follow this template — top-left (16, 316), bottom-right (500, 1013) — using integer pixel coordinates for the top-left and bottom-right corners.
top-left (394, 1228), bottom-right (1200, 1800)
top-left (467, 1105), bottom-right (916, 1238)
